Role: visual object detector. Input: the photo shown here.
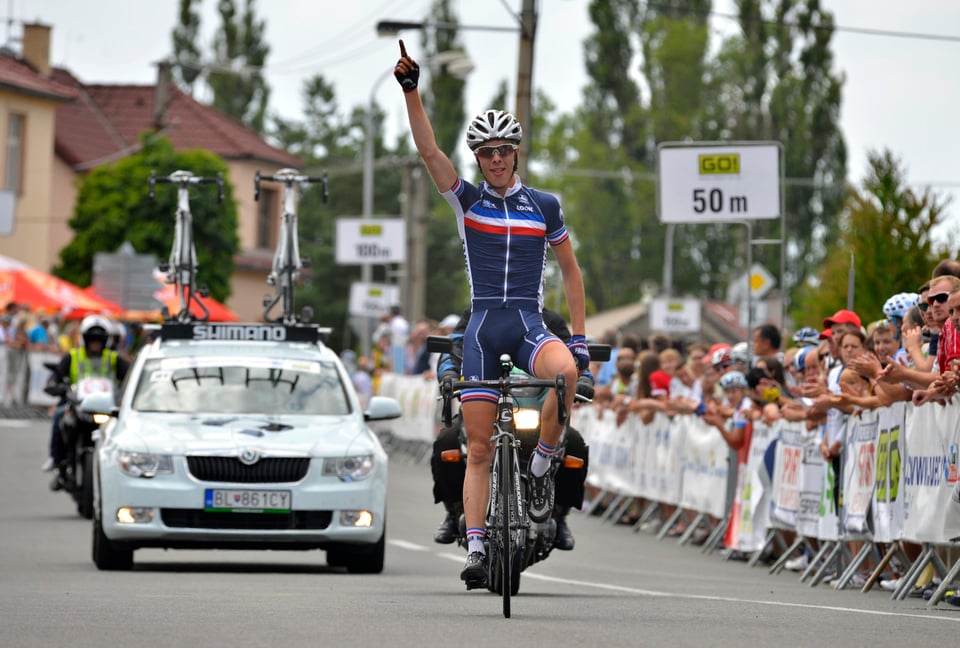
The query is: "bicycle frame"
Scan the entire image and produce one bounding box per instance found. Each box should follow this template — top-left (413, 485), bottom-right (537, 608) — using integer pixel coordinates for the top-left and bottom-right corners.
top-left (254, 169), bottom-right (328, 324)
top-left (149, 170), bottom-right (223, 322)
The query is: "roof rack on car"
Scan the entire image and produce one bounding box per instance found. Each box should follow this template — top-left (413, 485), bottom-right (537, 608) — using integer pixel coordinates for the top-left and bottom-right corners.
top-left (157, 322), bottom-right (332, 344)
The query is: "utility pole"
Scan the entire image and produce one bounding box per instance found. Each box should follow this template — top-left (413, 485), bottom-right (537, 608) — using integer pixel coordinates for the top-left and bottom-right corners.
top-left (515, 0), bottom-right (537, 180)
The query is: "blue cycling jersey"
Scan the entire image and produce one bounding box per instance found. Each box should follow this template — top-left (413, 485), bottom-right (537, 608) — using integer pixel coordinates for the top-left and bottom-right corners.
top-left (442, 177), bottom-right (568, 311)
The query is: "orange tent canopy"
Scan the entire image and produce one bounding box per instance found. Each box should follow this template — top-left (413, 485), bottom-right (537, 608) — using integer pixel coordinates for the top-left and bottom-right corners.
top-left (0, 258), bottom-right (121, 318)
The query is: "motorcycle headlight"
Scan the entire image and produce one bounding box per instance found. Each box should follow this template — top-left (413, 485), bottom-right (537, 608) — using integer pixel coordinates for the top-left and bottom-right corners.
top-left (514, 408), bottom-right (540, 431)
top-left (117, 451), bottom-right (174, 478)
top-left (323, 455), bottom-right (375, 482)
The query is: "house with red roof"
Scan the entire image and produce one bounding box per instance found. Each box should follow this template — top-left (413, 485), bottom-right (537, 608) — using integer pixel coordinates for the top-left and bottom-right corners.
top-left (2, 23), bottom-right (303, 321)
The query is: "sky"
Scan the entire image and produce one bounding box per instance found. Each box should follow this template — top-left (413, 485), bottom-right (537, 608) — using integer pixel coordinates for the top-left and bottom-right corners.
top-left (15, 0), bottom-right (960, 230)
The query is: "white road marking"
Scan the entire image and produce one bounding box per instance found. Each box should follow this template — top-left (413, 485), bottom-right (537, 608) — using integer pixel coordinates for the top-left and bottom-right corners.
top-left (388, 539), bottom-right (432, 552)
top-left (416, 545), bottom-right (960, 623)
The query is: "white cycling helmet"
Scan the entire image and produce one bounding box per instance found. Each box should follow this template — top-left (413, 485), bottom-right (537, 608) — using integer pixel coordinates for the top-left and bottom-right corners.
top-left (792, 326), bottom-right (821, 347)
top-left (731, 341), bottom-right (750, 365)
top-left (719, 371), bottom-right (748, 390)
top-left (465, 109), bottom-right (523, 151)
top-left (883, 292), bottom-right (919, 320)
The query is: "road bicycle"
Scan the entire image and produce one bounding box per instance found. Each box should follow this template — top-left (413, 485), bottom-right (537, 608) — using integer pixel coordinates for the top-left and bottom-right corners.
top-left (254, 168), bottom-right (328, 324)
top-left (149, 170), bottom-right (224, 322)
top-left (435, 345), bottom-right (569, 619)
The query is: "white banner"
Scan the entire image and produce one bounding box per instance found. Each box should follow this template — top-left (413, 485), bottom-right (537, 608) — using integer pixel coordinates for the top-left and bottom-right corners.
top-left (796, 426), bottom-right (827, 538)
top-left (902, 400), bottom-right (960, 543)
top-left (841, 411), bottom-right (879, 536)
top-left (584, 408), bottom-right (617, 492)
top-left (873, 402), bottom-right (906, 543)
top-left (770, 420), bottom-right (805, 529)
top-left (738, 421), bottom-right (776, 552)
top-left (375, 372), bottom-right (437, 443)
top-left (650, 412), bottom-right (684, 506)
top-left (27, 351), bottom-right (61, 407)
top-left (677, 414), bottom-right (729, 518)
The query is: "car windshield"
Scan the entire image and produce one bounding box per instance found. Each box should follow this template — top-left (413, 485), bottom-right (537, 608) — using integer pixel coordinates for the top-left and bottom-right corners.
top-left (132, 356), bottom-right (351, 415)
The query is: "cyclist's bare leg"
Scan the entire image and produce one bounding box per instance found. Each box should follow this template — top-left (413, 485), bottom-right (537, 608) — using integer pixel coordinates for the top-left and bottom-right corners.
top-left (532, 340), bottom-right (578, 449)
top-left (461, 400), bottom-right (497, 539)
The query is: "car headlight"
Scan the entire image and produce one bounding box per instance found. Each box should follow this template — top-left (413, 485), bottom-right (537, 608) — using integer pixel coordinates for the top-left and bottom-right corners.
top-left (514, 408), bottom-right (540, 431)
top-left (117, 451), bottom-right (174, 478)
top-left (323, 455), bottom-right (374, 482)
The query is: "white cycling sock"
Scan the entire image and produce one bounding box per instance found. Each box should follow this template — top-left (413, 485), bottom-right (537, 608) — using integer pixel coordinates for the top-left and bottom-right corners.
top-left (466, 527), bottom-right (485, 555)
top-left (530, 440), bottom-right (556, 477)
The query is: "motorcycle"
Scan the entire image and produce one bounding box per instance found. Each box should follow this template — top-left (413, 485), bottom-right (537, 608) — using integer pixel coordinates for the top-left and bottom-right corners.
top-left (430, 336), bottom-right (608, 587)
top-left (46, 364), bottom-right (115, 519)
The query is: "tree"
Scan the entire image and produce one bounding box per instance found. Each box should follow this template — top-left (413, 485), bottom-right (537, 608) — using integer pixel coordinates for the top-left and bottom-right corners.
top-left (792, 150), bottom-right (952, 325)
top-left (54, 136), bottom-right (239, 301)
top-left (208, 0), bottom-right (271, 133)
top-left (705, 0), bottom-right (847, 302)
top-left (171, 0), bottom-right (202, 94)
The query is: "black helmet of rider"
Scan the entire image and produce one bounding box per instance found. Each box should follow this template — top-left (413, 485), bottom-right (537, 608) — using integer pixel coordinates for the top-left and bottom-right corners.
top-left (79, 314), bottom-right (110, 353)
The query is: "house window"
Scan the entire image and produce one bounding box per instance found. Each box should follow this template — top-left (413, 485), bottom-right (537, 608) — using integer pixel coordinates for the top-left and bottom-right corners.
top-left (257, 187), bottom-right (277, 249)
top-left (6, 113), bottom-right (24, 193)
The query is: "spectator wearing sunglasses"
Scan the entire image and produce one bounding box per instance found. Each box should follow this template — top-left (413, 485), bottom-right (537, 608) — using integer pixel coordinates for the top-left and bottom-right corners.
top-left (881, 275), bottom-right (960, 392)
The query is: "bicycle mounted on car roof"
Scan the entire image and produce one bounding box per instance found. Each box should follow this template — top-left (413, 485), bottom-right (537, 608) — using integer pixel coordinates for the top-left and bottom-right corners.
top-left (254, 168), bottom-right (328, 324)
top-left (149, 170), bottom-right (224, 323)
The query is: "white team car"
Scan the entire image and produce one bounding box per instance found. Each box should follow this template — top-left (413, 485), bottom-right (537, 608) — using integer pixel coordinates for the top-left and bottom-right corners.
top-left (82, 322), bottom-right (401, 572)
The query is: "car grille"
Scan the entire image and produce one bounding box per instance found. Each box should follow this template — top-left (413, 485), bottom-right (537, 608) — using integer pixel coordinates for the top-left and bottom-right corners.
top-left (186, 456), bottom-right (310, 483)
top-left (161, 509), bottom-right (332, 530)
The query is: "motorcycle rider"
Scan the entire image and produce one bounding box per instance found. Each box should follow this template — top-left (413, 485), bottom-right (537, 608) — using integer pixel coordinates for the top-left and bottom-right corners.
top-left (431, 307), bottom-right (594, 551)
top-left (44, 314), bottom-right (130, 491)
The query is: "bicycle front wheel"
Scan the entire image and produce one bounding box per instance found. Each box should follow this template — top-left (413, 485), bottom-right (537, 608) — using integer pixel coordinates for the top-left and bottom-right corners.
top-left (498, 437), bottom-right (513, 618)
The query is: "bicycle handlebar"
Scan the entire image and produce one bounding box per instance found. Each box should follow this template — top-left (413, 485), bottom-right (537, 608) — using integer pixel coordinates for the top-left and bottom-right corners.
top-left (439, 370), bottom-right (568, 429)
top-left (254, 168), bottom-right (328, 203)
top-left (149, 170), bottom-right (224, 202)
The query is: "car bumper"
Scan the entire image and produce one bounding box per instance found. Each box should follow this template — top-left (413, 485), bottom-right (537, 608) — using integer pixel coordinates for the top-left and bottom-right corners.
top-left (98, 457), bottom-right (386, 549)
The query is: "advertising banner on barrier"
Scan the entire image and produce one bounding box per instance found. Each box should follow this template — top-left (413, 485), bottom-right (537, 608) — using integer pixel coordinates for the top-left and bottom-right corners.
top-left (738, 420), bottom-right (775, 552)
top-left (27, 351), bottom-right (60, 407)
top-left (770, 420), bottom-right (804, 529)
top-left (873, 402), bottom-right (906, 543)
top-left (651, 412), bottom-right (683, 506)
top-left (607, 413), bottom-right (639, 496)
top-left (376, 373), bottom-right (437, 443)
top-left (903, 400), bottom-right (960, 543)
top-left (632, 414), bottom-right (655, 500)
top-left (585, 408), bottom-right (617, 492)
top-left (795, 426), bottom-right (827, 538)
top-left (677, 415), bottom-right (729, 518)
top-left (841, 411), bottom-right (879, 535)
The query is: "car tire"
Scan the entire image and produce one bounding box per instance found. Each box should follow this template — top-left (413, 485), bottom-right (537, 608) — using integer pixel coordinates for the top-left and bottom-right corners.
top-left (92, 509), bottom-right (134, 571)
top-left (344, 528), bottom-right (385, 574)
top-left (78, 451), bottom-right (94, 520)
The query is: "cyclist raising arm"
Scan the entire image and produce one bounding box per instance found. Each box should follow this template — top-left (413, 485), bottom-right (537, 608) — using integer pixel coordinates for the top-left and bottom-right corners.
top-left (395, 40), bottom-right (588, 589)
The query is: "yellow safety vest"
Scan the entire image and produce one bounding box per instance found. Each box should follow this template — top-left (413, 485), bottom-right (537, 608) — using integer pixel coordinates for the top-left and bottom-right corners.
top-left (68, 348), bottom-right (118, 384)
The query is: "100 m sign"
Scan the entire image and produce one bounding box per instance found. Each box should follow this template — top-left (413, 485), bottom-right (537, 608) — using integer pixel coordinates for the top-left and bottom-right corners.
top-left (692, 188), bottom-right (748, 214)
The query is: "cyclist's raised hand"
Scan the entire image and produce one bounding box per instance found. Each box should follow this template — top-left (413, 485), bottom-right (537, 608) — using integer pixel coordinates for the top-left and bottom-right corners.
top-left (394, 39), bottom-right (420, 93)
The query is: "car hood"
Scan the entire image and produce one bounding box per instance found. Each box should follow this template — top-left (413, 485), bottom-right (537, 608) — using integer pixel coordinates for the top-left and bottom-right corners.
top-left (113, 412), bottom-right (378, 457)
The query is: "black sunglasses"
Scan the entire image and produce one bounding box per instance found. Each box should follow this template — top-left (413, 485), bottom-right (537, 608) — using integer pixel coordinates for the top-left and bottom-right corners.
top-left (919, 302), bottom-right (929, 312)
top-left (475, 144), bottom-right (518, 159)
top-left (927, 292), bottom-right (950, 305)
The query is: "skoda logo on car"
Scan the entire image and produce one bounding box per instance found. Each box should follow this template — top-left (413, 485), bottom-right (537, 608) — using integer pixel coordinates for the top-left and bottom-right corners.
top-left (238, 448), bottom-right (260, 466)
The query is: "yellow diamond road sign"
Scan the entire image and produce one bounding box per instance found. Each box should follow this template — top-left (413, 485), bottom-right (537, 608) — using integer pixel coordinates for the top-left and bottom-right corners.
top-left (749, 263), bottom-right (775, 299)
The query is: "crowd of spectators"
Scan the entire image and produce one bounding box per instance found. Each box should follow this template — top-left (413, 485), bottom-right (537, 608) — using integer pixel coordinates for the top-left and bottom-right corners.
top-left (583, 257), bottom-right (960, 591)
top-left (0, 303), bottom-right (142, 407)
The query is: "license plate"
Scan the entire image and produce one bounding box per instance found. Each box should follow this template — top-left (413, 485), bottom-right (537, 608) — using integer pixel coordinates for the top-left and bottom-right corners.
top-left (204, 489), bottom-right (292, 513)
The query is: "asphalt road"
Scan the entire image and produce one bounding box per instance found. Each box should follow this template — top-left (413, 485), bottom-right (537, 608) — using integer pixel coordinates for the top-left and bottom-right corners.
top-left (2, 417), bottom-right (958, 647)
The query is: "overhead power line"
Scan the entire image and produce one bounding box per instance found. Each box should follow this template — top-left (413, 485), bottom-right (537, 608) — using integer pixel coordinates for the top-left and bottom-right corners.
top-left (644, 1), bottom-right (960, 44)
